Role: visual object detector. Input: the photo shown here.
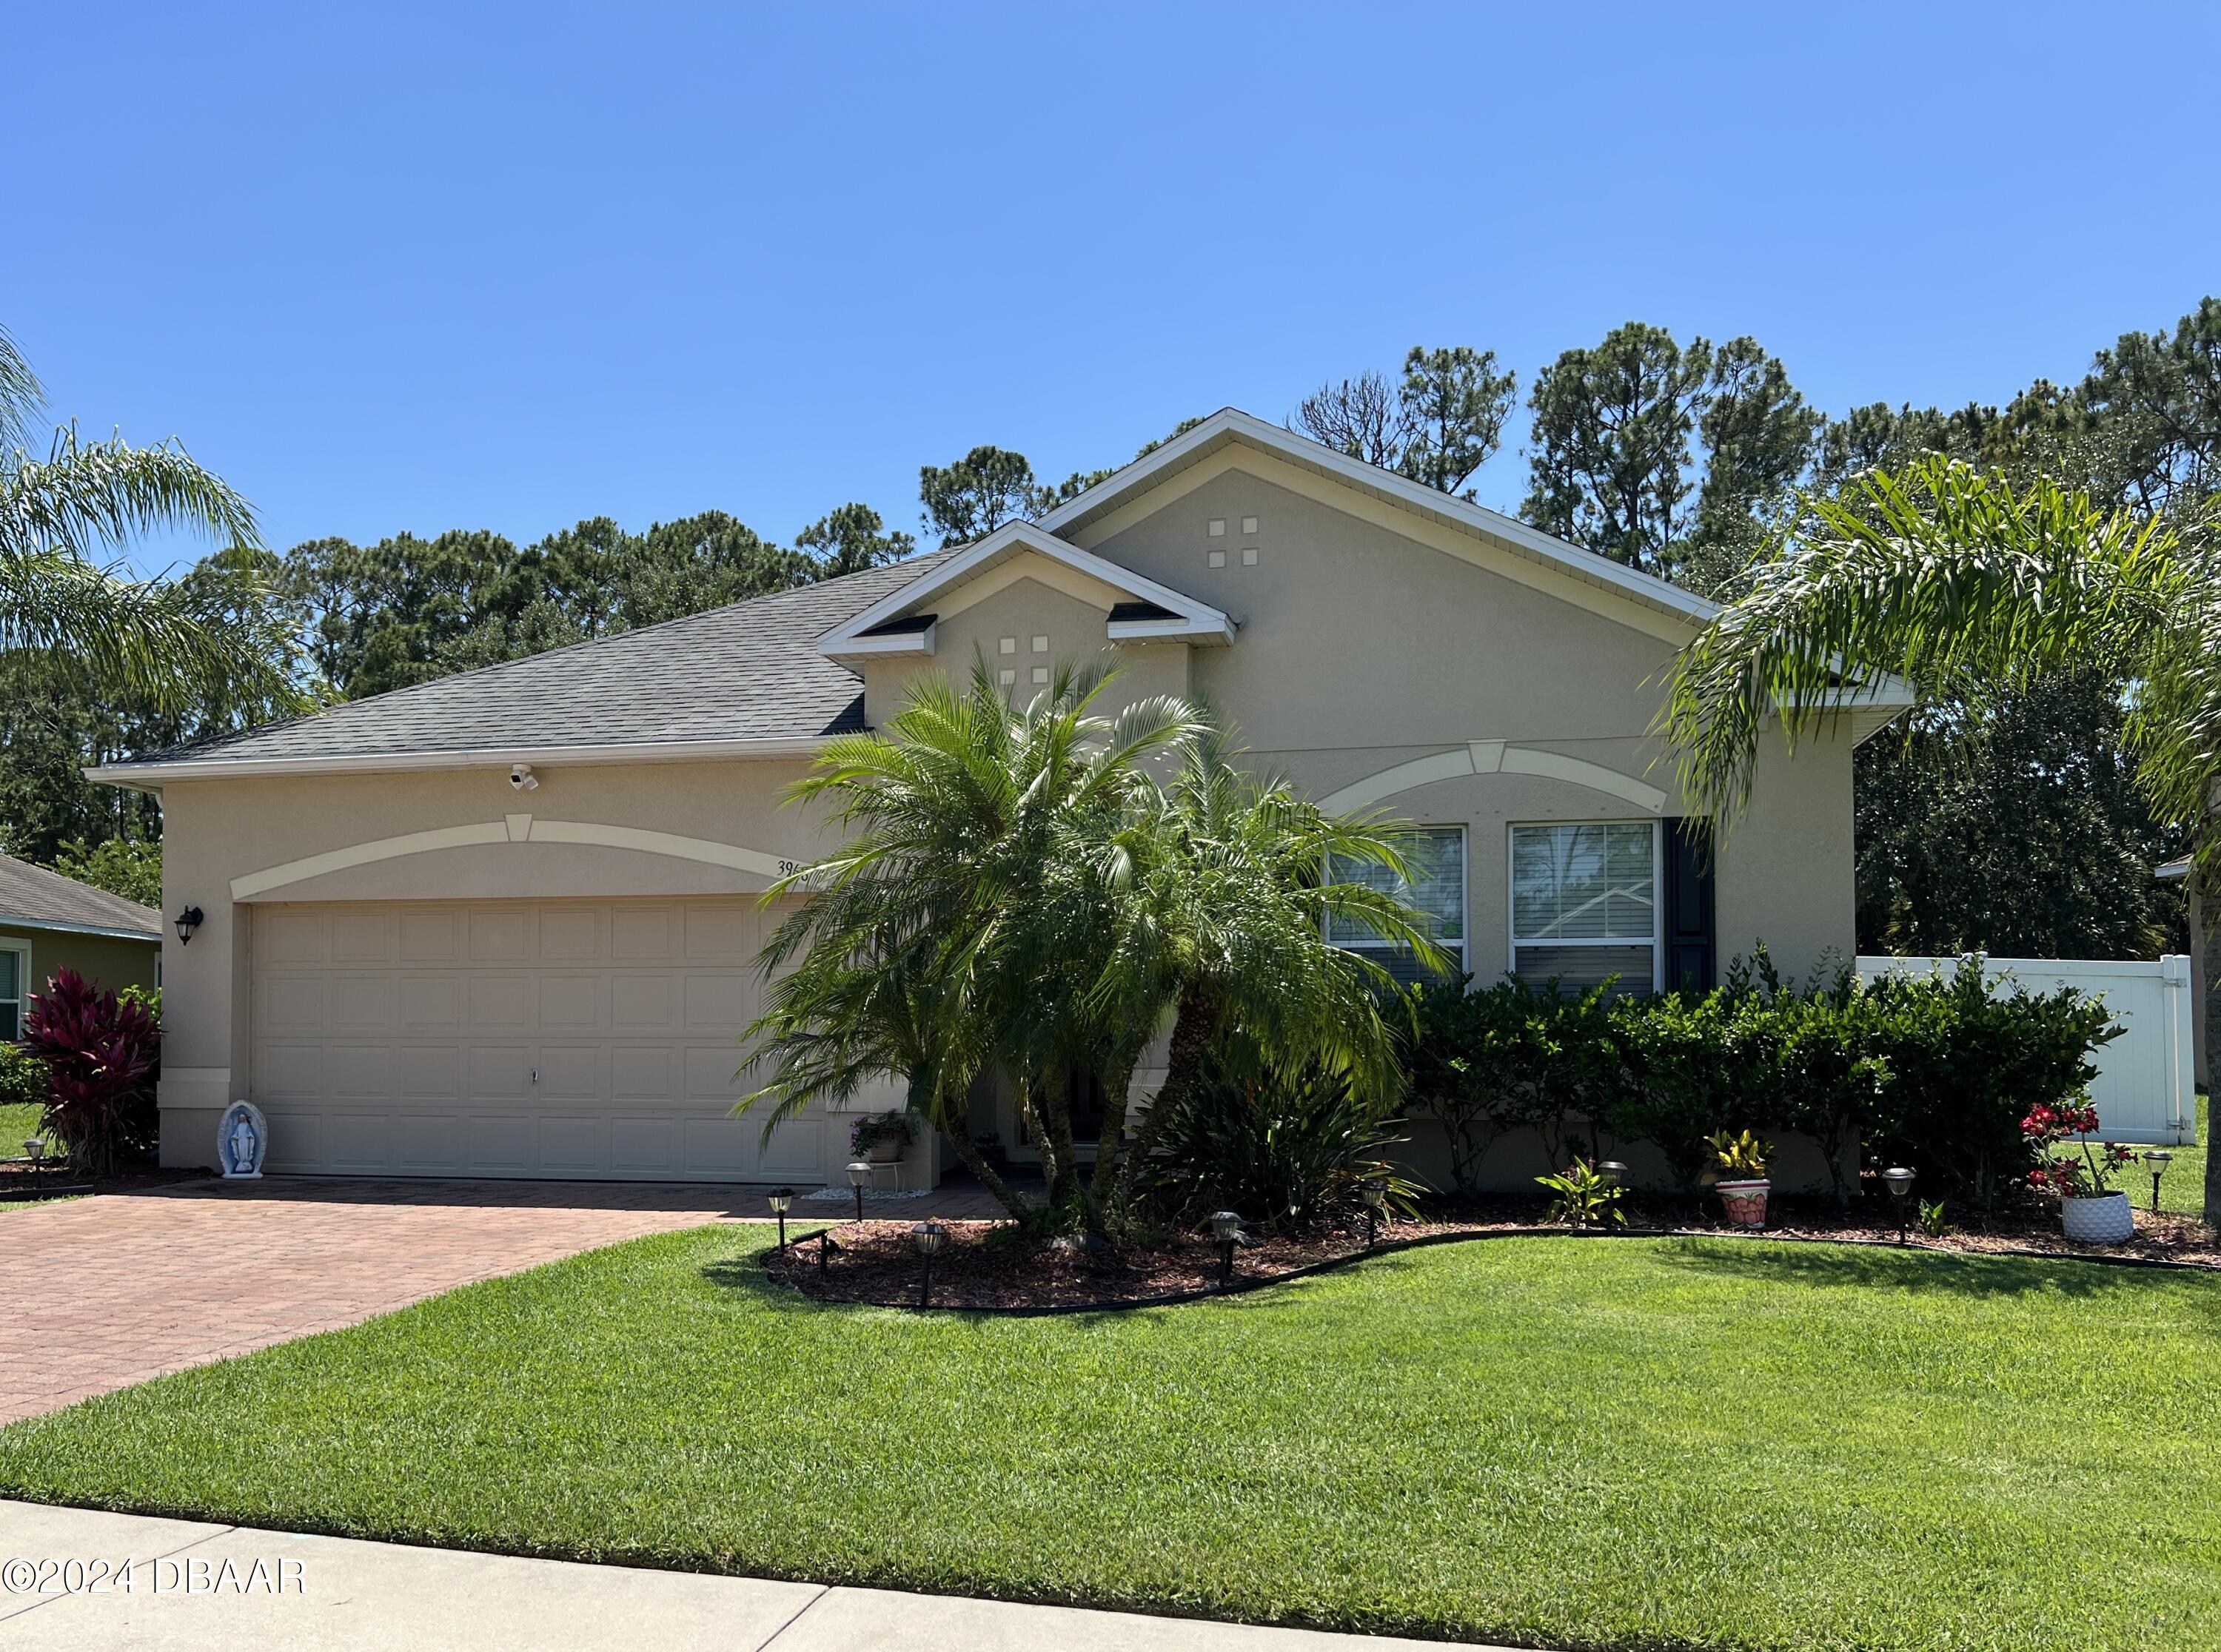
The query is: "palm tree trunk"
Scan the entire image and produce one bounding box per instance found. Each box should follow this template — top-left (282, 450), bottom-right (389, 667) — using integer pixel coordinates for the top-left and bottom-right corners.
top-left (2194, 862), bottom-right (2219, 1226)
top-left (1031, 1073), bottom-right (1085, 1215)
top-left (1083, 1053), bottom-right (1139, 1231)
top-left (912, 1070), bottom-right (1030, 1220)
top-left (1108, 987), bottom-right (1220, 1207)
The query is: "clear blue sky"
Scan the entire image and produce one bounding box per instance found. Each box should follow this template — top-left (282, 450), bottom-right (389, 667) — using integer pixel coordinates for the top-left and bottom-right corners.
top-left (10, 1), bottom-right (2219, 571)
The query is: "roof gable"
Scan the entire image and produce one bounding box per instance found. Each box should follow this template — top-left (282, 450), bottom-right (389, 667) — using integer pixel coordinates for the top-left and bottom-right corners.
top-left (0, 854), bottom-right (161, 939)
top-left (817, 521), bottom-right (1233, 658)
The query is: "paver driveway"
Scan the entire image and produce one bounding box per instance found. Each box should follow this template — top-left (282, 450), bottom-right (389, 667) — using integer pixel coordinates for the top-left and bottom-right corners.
top-left (0, 1178), bottom-right (770, 1426)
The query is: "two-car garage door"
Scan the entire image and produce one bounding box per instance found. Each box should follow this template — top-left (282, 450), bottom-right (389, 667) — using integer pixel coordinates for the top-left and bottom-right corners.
top-left (249, 898), bottom-right (823, 1181)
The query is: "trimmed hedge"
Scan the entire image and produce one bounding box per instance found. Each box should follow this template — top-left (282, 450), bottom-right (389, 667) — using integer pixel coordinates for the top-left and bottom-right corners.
top-left (1407, 953), bottom-right (2120, 1206)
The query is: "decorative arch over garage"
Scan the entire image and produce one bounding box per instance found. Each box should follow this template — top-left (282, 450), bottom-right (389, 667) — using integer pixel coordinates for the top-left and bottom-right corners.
top-left (228, 816), bottom-right (788, 901)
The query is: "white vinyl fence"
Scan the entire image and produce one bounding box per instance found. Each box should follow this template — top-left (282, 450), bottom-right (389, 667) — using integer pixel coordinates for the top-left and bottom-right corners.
top-left (1855, 955), bottom-right (2198, 1145)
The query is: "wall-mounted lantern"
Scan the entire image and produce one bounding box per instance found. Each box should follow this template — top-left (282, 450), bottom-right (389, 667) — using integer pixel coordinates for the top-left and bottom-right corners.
top-left (174, 905), bottom-right (204, 946)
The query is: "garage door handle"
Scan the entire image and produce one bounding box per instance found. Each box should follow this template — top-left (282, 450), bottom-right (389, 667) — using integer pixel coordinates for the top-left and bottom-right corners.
top-left (531, 1068), bottom-right (538, 1085)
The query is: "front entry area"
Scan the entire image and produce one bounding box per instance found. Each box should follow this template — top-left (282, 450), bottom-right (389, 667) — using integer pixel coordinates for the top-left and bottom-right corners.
top-left (247, 897), bottom-right (825, 1181)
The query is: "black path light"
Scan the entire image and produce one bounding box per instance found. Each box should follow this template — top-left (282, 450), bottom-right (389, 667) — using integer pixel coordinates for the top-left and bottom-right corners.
top-left (913, 1220), bottom-right (949, 1307)
top-left (845, 1160), bottom-right (872, 1224)
top-left (1881, 1166), bottom-right (1916, 1245)
top-left (1359, 1176), bottom-right (1387, 1249)
top-left (1597, 1161), bottom-right (1627, 1187)
top-left (1208, 1211), bottom-right (1244, 1286)
top-left (766, 1186), bottom-right (796, 1250)
top-left (2144, 1150), bottom-right (2173, 1213)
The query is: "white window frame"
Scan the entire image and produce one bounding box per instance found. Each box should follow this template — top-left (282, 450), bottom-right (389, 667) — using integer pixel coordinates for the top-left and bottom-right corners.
top-left (0, 939), bottom-right (30, 1041)
top-left (1328, 824), bottom-right (1467, 981)
top-left (1506, 819), bottom-right (1663, 994)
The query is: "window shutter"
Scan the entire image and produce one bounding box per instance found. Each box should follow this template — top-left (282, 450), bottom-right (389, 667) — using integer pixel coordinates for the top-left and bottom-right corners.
top-left (1662, 817), bottom-right (1715, 993)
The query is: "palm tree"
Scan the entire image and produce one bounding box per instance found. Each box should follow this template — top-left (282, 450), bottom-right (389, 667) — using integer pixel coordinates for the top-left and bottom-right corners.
top-left (1, 325), bottom-right (292, 713)
top-left (743, 659), bottom-right (1206, 1219)
top-left (1660, 452), bottom-right (2218, 1215)
top-left (1084, 723), bottom-right (1451, 1218)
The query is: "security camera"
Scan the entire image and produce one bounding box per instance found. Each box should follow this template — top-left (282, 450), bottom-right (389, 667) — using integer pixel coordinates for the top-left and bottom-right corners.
top-left (509, 764), bottom-right (539, 791)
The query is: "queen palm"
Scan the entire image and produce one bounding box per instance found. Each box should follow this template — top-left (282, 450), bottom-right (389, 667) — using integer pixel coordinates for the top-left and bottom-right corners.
top-left (743, 659), bottom-right (1206, 1219)
top-left (1, 325), bottom-right (289, 713)
top-left (1084, 722), bottom-right (1451, 1218)
top-left (1661, 451), bottom-right (2218, 1214)
top-left (743, 662), bottom-right (1450, 1233)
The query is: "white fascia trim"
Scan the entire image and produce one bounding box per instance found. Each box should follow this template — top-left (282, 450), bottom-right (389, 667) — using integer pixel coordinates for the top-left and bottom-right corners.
top-left (1037, 409), bottom-right (1719, 625)
top-left (0, 915), bottom-right (161, 942)
top-left (826, 621), bottom-right (937, 657)
top-left (1105, 616), bottom-right (1236, 644)
top-left (817, 520), bottom-right (1232, 654)
top-left (88, 734), bottom-right (834, 790)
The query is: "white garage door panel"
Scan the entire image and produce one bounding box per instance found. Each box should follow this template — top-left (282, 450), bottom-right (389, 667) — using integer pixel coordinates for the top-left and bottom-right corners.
top-left (249, 898), bottom-right (803, 1181)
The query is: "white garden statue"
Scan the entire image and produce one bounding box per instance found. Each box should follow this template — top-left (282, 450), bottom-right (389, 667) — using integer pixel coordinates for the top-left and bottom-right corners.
top-left (217, 1099), bottom-right (268, 1180)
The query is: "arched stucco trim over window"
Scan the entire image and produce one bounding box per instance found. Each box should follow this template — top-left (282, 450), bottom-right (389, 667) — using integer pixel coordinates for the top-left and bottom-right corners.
top-left (1317, 741), bottom-right (1669, 816)
top-left (228, 816), bottom-right (788, 900)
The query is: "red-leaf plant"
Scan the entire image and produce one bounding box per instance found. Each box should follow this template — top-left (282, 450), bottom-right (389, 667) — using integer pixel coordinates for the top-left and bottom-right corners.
top-left (19, 968), bottom-right (160, 1178)
top-left (2020, 1101), bottom-right (2138, 1201)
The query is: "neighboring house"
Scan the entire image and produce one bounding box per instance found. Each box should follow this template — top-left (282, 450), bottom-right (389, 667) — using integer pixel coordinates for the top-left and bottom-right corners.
top-left (0, 853), bottom-right (162, 1038)
top-left (95, 411), bottom-right (1909, 1186)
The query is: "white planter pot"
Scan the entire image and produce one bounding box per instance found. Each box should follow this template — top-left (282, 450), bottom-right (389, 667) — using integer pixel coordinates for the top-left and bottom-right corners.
top-left (2060, 1191), bottom-right (2134, 1246)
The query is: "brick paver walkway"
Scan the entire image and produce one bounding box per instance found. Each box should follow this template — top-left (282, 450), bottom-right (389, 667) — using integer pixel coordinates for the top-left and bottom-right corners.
top-left (0, 1175), bottom-right (1008, 1426)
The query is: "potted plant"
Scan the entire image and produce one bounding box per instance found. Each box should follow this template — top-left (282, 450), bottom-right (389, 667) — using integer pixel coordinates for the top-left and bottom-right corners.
top-left (1703, 1129), bottom-right (1775, 1229)
top-left (850, 1109), bottom-right (915, 1164)
top-left (2022, 1101), bottom-right (2139, 1244)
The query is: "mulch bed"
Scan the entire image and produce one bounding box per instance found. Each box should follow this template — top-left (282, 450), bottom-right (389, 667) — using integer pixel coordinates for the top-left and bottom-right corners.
top-left (763, 1194), bottom-right (2221, 1312)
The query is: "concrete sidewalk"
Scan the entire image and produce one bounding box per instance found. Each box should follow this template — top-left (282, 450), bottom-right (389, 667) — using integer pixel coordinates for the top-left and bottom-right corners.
top-left (0, 1501), bottom-right (1499, 1651)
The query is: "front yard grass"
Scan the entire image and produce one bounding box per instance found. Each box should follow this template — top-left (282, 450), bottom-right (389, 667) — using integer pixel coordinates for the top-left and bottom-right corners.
top-left (2, 1228), bottom-right (2216, 1651)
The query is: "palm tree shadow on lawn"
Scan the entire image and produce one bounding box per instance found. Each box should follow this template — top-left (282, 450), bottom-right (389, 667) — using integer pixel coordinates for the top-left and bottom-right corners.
top-left (1658, 1234), bottom-right (2221, 1318)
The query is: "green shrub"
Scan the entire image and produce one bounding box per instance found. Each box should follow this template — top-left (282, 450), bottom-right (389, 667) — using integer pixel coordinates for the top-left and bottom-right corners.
top-left (1404, 951), bottom-right (2117, 1207)
top-left (0, 1043), bottom-right (50, 1112)
top-left (1148, 1043), bottom-right (1419, 1231)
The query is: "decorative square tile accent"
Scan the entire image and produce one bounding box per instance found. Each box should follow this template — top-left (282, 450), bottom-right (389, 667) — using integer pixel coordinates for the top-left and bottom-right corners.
top-left (999, 637), bottom-right (1016, 654)
top-left (1207, 518), bottom-right (1225, 537)
top-left (998, 668), bottom-right (1016, 686)
top-left (1031, 634), bottom-right (1048, 652)
top-left (1242, 545), bottom-right (1259, 565)
top-left (1031, 665), bottom-right (1048, 685)
top-left (1242, 515), bottom-right (1259, 534)
top-left (1207, 548), bottom-right (1227, 568)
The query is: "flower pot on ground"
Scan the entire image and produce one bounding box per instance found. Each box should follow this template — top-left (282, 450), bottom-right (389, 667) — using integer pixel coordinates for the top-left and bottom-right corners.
top-left (1701, 1129), bottom-right (1776, 1230)
top-left (2060, 1190), bottom-right (2135, 1244)
top-left (849, 1109), bottom-right (916, 1166)
top-left (2020, 1101), bottom-right (2139, 1246)
top-left (1715, 1178), bottom-right (1771, 1229)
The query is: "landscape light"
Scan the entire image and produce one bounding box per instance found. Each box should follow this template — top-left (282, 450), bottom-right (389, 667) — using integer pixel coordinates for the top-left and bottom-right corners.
top-left (913, 1220), bottom-right (949, 1307)
top-left (2144, 1150), bottom-right (2172, 1213)
top-left (1597, 1161), bottom-right (1628, 1188)
top-left (1881, 1167), bottom-right (1916, 1246)
top-left (845, 1161), bottom-right (872, 1224)
top-left (1208, 1211), bottom-right (1243, 1286)
top-left (767, 1186), bottom-right (795, 1250)
top-left (1360, 1176), bottom-right (1387, 1248)
top-left (23, 1138), bottom-right (45, 1173)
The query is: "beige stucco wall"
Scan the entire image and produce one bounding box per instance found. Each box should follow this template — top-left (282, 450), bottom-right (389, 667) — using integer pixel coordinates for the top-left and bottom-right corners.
top-left (0, 924), bottom-right (161, 998)
top-left (146, 446), bottom-right (1861, 1185)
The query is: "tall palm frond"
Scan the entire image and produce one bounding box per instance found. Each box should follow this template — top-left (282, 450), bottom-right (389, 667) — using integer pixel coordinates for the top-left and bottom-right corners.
top-left (1661, 454), bottom-right (2191, 831)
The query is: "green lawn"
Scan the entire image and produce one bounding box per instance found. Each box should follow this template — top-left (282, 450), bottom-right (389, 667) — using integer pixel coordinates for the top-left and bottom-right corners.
top-left (2, 1231), bottom-right (2217, 1651)
top-left (0, 1101), bottom-right (41, 1149)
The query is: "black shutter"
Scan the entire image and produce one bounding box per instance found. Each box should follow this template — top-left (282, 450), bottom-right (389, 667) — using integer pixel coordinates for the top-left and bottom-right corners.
top-left (1662, 817), bottom-right (1715, 993)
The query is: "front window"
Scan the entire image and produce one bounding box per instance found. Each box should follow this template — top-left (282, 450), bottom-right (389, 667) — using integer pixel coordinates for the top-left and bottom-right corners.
top-left (1327, 826), bottom-right (1465, 984)
top-left (1510, 822), bottom-right (1658, 995)
top-left (0, 944), bottom-right (26, 1040)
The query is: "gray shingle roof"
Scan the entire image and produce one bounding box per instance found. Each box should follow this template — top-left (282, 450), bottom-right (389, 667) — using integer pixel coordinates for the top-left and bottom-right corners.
top-left (0, 854), bottom-right (161, 938)
top-left (129, 550), bottom-right (962, 769)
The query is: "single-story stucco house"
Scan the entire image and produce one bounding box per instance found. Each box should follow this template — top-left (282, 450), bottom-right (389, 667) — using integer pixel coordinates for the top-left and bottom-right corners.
top-left (0, 853), bottom-right (162, 1038)
top-left (97, 411), bottom-right (1909, 1187)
